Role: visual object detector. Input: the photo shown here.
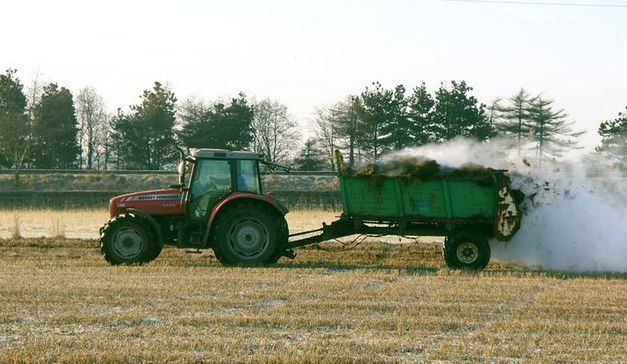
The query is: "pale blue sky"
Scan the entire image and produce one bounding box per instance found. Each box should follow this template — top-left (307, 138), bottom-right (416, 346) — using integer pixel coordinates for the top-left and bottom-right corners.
top-left (2, 0), bottom-right (626, 152)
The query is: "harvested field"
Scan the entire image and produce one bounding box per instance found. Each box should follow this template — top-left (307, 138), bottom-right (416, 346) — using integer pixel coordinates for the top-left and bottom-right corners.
top-left (1, 236), bottom-right (625, 362)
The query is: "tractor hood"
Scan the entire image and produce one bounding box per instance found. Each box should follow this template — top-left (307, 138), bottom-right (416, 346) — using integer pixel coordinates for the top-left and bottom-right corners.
top-left (109, 188), bottom-right (185, 217)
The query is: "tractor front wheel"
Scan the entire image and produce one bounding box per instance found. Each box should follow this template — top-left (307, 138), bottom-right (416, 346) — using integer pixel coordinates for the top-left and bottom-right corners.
top-left (100, 214), bottom-right (161, 265)
top-left (443, 233), bottom-right (490, 271)
top-left (211, 202), bottom-right (283, 266)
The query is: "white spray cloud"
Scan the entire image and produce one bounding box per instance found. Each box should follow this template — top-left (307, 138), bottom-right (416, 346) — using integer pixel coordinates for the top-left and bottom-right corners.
top-left (392, 137), bottom-right (627, 273)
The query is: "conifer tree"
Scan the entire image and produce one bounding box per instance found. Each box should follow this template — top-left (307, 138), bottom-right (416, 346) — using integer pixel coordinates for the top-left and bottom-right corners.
top-left (30, 83), bottom-right (80, 168)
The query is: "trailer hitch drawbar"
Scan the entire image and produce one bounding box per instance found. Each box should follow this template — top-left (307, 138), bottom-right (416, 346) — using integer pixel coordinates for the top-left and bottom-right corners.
top-left (287, 219), bottom-right (357, 249)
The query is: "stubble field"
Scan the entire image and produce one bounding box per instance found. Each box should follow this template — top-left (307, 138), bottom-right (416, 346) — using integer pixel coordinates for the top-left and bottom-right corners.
top-left (0, 209), bottom-right (625, 362)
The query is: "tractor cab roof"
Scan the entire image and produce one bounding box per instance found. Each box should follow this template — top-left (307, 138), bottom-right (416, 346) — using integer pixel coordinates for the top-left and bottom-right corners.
top-left (191, 149), bottom-right (262, 160)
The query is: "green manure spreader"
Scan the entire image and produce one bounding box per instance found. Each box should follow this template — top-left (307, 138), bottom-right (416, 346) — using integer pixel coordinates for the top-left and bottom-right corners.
top-left (288, 151), bottom-right (525, 271)
top-left (100, 148), bottom-right (523, 271)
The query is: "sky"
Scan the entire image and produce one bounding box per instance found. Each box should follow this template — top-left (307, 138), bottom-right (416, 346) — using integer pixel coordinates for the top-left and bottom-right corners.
top-left (1, 0), bottom-right (626, 154)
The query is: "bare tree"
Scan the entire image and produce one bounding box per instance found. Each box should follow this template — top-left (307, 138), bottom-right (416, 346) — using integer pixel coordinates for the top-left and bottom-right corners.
top-left (0, 112), bottom-right (31, 179)
top-left (252, 99), bottom-right (300, 164)
top-left (25, 70), bottom-right (44, 122)
top-left (76, 87), bottom-right (108, 169)
top-left (98, 115), bottom-right (115, 170)
top-left (313, 107), bottom-right (337, 170)
top-left (328, 96), bottom-right (362, 168)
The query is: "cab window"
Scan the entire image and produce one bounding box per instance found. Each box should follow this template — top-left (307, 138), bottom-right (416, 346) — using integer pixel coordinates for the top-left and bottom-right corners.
top-left (235, 160), bottom-right (260, 194)
top-left (190, 159), bottom-right (232, 198)
top-left (189, 159), bottom-right (232, 222)
top-left (235, 160), bottom-right (261, 193)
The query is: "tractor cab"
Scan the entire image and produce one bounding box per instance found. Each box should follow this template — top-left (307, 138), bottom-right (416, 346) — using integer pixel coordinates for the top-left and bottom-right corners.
top-left (183, 149), bottom-right (264, 224)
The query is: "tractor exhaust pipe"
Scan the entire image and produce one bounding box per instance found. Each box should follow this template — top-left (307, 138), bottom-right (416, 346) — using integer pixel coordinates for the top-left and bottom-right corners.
top-left (176, 146), bottom-right (185, 161)
top-left (171, 146), bottom-right (187, 189)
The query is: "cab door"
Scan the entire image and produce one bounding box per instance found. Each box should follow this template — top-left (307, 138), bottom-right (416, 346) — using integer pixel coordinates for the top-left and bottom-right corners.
top-left (186, 159), bottom-right (234, 224)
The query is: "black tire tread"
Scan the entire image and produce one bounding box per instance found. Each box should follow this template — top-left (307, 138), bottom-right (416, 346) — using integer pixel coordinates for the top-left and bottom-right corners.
top-left (211, 201), bottom-right (286, 266)
top-left (99, 213), bottom-right (162, 265)
top-left (443, 233), bottom-right (490, 271)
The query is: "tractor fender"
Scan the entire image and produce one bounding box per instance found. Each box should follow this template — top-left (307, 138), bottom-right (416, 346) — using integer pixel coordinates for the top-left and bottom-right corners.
top-left (203, 192), bottom-right (288, 246)
top-left (123, 208), bottom-right (164, 245)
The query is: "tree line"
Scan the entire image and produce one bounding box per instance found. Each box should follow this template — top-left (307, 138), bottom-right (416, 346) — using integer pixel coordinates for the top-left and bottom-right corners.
top-left (0, 69), bottom-right (624, 172)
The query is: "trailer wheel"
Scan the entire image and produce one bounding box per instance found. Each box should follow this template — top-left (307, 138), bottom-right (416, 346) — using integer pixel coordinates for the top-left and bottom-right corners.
top-left (100, 214), bottom-right (162, 265)
top-left (211, 202), bottom-right (282, 266)
top-left (443, 234), bottom-right (490, 271)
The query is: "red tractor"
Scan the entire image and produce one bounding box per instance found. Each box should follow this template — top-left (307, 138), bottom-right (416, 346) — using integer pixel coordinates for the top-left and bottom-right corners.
top-left (100, 148), bottom-right (292, 266)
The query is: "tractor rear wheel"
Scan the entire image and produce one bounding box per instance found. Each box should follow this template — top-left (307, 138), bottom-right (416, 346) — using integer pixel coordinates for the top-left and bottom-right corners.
top-left (211, 202), bottom-right (283, 266)
top-left (100, 214), bottom-right (161, 265)
top-left (443, 233), bottom-right (490, 271)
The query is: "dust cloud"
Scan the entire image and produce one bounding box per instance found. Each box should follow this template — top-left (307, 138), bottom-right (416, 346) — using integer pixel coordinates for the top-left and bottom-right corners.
top-left (388, 138), bottom-right (627, 273)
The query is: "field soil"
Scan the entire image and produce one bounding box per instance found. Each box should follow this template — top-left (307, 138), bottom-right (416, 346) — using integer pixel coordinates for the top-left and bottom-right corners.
top-left (1, 237), bottom-right (625, 362)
